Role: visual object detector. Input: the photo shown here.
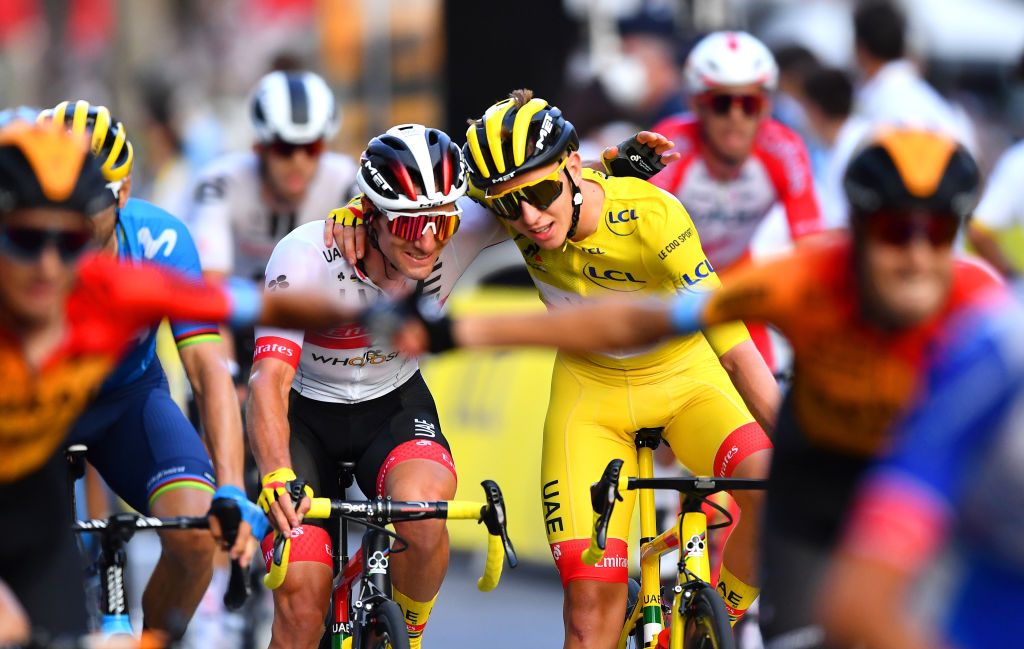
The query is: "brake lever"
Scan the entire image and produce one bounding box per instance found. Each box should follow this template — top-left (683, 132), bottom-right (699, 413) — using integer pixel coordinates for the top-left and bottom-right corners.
top-left (481, 480), bottom-right (518, 568)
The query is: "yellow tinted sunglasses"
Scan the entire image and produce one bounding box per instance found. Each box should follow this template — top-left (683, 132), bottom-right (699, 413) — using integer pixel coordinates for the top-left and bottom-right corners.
top-left (484, 158), bottom-right (568, 220)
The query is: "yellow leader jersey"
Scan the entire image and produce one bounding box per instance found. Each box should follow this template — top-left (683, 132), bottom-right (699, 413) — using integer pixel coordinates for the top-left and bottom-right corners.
top-left (505, 169), bottom-right (749, 370)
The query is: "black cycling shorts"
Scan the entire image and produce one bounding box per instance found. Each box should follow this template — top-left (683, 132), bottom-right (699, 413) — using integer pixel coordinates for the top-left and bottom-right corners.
top-left (287, 371), bottom-right (453, 507)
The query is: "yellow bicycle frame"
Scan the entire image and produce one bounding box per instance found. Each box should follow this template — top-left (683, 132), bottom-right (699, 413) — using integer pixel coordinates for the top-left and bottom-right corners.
top-left (619, 444), bottom-right (712, 649)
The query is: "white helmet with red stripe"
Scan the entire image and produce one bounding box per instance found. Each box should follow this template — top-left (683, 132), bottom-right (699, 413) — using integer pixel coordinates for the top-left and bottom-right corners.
top-left (356, 123), bottom-right (467, 213)
top-left (684, 31), bottom-right (779, 94)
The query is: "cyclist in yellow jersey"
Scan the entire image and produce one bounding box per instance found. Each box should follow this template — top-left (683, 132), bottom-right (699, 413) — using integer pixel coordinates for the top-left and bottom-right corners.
top-left (462, 90), bottom-right (778, 648)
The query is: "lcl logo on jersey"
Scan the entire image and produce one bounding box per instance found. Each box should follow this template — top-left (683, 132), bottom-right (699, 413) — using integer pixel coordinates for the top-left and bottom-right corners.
top-left (605, 209), bottom-right (639, 236)
top-left (680, 259), bottom-right (715, 287)
top-left (583, 264), bottom-right (646, 292)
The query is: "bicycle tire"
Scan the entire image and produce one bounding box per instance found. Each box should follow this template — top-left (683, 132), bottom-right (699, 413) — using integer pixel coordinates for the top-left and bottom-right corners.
top-left (358, 598), bottom-right (410, 649)
top-left (681, 584), bottom-right (734, 649)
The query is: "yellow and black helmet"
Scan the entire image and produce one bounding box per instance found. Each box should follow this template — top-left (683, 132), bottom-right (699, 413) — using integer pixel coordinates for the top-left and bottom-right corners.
top-left (843, 128), bottom-right (979, 221)
top-left (464, 90), bottom-right (579, 191)
top-left (0, 121), bottom-right (114, 216)
top-left (38, 100), bottom-right (134, 183)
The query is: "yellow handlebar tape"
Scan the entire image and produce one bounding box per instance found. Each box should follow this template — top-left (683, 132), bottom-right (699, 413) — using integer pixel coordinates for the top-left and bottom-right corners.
top-left (262, 535), bottom-right (291, 590)
top-left (305, 497), bottom-right (332, 520)
top-left (446, 500), bottom-right (486, 520)
top-left (477, 533), bottom-right (505, 592)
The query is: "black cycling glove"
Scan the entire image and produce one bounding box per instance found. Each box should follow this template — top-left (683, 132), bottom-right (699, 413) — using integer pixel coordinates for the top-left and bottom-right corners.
top-left (362, 286), bottom-right (458, 354)
top-left (602, 134), bottom-right (668, 181)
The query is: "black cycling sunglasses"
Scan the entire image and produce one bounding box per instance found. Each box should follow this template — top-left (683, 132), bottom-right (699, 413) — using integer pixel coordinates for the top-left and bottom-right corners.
top-left (484, 158), bottom-right (568, 220)
top-left (0, 225), bottom-right (93, 263)
top-left (863, 210), bottom-right (960, 247)
top-left (264, 138), bottom-right (325, 158)
top-left (698, 92), bottom-right (765, 117)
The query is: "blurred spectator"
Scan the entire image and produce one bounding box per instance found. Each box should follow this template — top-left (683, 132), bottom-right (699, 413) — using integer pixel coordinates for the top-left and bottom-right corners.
top-left (599, 9), bottom-right (685, 127)
top-left (967, 51), bottom-right (1024, 278)
top-left (966, 138), bottom-right (1024, 278)
top-left (821, 286), bottom-right (1023, 649)
top-left (137, 77), bottom-right (191, 218)
top-left (852, 0), bottom-right (977, 150)
top-left (799, 67), bottom-right (870, 229)
top-left (772, 44), bottom-right (820, 134)
top-left (564, 6), bottom-right (685, 155)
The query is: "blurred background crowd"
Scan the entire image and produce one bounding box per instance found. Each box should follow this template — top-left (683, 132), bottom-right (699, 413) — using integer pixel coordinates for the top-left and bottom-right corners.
top-left (3, 0), bottom-right (1023, 223)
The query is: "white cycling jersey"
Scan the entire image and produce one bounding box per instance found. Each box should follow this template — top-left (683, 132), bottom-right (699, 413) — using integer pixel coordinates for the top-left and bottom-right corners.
top-left (254, 199), bottom-right (507, 403)
top-left (185, 151), bottom-right (359, 280)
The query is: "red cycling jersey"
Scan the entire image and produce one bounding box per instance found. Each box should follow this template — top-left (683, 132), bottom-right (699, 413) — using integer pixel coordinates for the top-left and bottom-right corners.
top-left (0, 254), bottom-right (236, 483)
top-left (649, 115), bottom-right (822, 270)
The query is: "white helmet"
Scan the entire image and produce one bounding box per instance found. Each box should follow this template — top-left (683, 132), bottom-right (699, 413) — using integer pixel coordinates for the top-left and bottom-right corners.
top-left (250, 70), bottom-right (339, 144)
top-left (684, 31), bottom-right (779, 94)
top-left (356, 123), bottom-right (467, 213)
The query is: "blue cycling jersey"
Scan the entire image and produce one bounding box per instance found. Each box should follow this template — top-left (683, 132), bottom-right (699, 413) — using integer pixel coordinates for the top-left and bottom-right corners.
top-left (869, 288), bottom-right (1024, 648)
top-left (99, 198), bottom-right (220, 392)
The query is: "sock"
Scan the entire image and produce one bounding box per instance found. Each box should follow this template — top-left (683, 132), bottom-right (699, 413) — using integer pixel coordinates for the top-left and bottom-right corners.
top-left (392, 588), bottom-right (437, 649)
top-left (716, 565), bottom-right (759, 626)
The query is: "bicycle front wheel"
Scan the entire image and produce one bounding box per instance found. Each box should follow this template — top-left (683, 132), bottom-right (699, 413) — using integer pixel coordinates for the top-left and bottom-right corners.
top-left (358, 599), bottom-right (411, 649)
top-left (681, 584), bottom-right (734, 649)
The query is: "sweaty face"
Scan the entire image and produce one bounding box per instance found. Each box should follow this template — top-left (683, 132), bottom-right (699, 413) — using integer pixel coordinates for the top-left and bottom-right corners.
top-left (260, 141), bottom-right (322, 204)
top-left (373, 203), bottom-right (458, 280)
top-left (0, 209), bottom-right (90, 328)
top-left (490, 155), bottom-right (579, 251)
top-left (858, 233), bottom-right (955, 329)
top-left (694, 83), bottom-right (769, 165)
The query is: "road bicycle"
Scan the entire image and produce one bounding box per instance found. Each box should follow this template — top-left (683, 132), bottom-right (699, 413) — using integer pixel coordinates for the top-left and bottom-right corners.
top-left (65, 446), bottom-right (249, 638)
top-left (263, 464), bottom-right (517, 649)
top-left (582, 428), bottom-right (768, 649)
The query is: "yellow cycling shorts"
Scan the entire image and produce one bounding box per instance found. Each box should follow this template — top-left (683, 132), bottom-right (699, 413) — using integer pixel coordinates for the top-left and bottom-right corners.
top-left (540, 351), bottom-right (771, 585)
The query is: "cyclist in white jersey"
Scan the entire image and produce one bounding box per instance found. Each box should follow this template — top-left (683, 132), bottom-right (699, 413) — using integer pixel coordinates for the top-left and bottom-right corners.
top-left (186, 70), bottom-right (358, 382)
top-left (248, 124), bottom-right (505, 649)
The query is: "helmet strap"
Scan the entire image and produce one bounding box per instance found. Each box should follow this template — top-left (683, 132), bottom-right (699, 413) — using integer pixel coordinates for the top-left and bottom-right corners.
top-left (564, 169), bottom-right (583, 240)
top-left (363, 217), bottom-right (401, 281)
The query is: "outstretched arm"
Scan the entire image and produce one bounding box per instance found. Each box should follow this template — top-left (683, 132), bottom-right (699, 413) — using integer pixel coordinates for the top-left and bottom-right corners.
top-left (393, 297), bottom-right (676, 356)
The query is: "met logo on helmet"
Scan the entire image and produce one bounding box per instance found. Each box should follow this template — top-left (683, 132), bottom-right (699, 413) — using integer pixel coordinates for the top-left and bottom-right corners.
top-left (584, 264), bottom-right (646, 292)
top-left (364, 160), bottom-right (393, 193)
top-left (605, 208), bottom-right (639, 236)
top-left (534, 114), bottom-right (555, 151)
